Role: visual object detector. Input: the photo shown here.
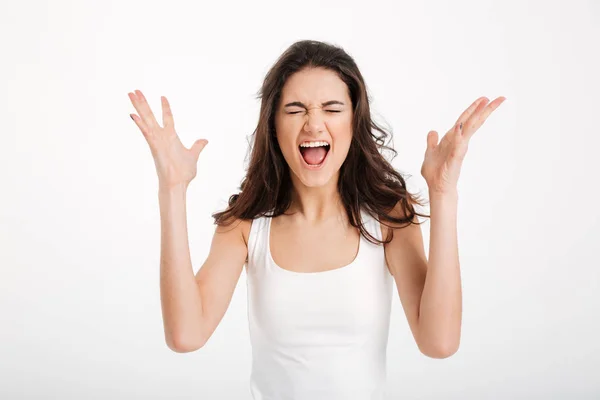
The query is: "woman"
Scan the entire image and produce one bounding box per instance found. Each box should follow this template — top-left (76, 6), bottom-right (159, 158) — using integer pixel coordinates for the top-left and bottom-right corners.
top-left (128, 40), bottom-right (505, 399)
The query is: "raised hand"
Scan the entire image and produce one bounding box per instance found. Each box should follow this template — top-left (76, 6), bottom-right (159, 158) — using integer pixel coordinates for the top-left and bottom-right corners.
top-left (128, 90), bottom-right (208, 190)
top-left (420, 96), bottom-right (506, 195)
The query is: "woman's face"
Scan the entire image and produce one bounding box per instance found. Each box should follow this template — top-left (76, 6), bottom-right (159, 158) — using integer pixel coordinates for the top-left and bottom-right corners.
top-left (274, 67), bottom-right (353, 188)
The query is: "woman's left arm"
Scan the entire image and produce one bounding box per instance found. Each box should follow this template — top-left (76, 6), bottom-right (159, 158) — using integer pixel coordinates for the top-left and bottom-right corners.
top-left (385, 96), bottom-right (505, 358)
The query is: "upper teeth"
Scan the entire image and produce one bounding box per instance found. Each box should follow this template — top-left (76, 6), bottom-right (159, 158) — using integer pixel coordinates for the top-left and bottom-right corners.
top-left (300, 141), bottom-right (329, 148)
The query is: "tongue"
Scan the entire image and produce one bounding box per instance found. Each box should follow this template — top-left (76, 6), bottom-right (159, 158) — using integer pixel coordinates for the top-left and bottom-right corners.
top-left (300, 147), bottom-right (327, 165)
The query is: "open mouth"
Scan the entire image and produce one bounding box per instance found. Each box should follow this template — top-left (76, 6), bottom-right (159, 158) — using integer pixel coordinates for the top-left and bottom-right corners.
top-left (298, 143), bottom-right (330, 168)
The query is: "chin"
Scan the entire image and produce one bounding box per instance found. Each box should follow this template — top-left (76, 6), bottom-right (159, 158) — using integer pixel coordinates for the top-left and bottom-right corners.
top-left (293, 160), bottom-right (340, 188)
top-left (298, 173), bottom-right (335, 188)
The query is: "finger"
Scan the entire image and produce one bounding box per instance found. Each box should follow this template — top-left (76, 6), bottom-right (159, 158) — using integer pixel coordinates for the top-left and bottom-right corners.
top-left (454, 97), bottom-right (488, 127)
top-left (191, 139), bottom-right (209, 159)
top-left (161, 96), bottom-right (175, 129)
top-left (131, 90), bottom-right (160, 130)
top-left (426, 130), bottom-right (439, 150)
top-left (474, 96), bottom-right (505, 129)
top-left (464, 96), bottom-right (506, 139)
top-left (461, 97), bottom-right (490, 137)
top-left (130, 113), bottom-right (150, 137)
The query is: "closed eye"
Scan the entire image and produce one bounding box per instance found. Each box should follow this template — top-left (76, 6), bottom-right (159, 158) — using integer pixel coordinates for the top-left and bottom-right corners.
top-left (287, 110), bottom-right (342, 114)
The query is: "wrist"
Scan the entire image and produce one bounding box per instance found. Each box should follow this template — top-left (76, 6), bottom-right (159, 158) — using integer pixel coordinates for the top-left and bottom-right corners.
top-left (429, 189), bottom-right (458, 202)
top-left (159, 182), bottom-right (188, 198)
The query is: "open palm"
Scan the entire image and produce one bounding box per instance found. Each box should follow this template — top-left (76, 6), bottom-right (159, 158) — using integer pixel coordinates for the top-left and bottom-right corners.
top-left (128, 90), bottom-right (208, 190)
top-left (421, 96), bottom-right (506, 195)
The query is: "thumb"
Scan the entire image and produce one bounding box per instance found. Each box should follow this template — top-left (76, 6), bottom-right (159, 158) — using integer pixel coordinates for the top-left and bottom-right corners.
top-left (426, 130), bottom-right (438, 150)
top-left (191, 139), bottom-right (208, 159)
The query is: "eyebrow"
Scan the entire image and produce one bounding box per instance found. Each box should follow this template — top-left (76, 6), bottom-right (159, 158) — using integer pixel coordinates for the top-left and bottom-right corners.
top-left (283, 100), bottom-right (345, 108)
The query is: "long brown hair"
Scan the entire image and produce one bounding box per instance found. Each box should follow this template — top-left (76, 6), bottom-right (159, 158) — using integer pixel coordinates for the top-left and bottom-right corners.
top-left (212, 40), bottom-right (430, 245)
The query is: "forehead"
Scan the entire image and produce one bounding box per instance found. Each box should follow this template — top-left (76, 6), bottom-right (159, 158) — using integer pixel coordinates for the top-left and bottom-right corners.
top-left (280, 67), bottom-right (350, 102)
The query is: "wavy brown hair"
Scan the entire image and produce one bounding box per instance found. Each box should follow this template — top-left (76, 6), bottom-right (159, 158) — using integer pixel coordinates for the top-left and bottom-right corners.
top-left (212, 39), bottom-right (430, 245)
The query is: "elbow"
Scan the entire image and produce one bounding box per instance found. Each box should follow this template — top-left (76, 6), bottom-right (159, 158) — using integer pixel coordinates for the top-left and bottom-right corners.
top-left (419, 340), bottom-right (460, 359)
top-left (166, 332), bottom-right (206, 353)
top-left (416, 324), bottom-right (461, 359)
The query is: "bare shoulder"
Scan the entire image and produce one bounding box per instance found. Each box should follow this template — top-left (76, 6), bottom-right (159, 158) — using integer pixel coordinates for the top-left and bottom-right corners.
top-left (379, 200), bottom-right (426, 278)
top-left (379, 201), bottom-right (418, 242)
top-left (196, 215), bottom-right (253, 282)
top-left (214, 216), bottom-right (253, 246)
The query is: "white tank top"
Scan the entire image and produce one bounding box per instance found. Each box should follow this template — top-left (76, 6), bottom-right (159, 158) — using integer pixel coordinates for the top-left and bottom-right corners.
top-left (245, 207), bottom-right (394, 400)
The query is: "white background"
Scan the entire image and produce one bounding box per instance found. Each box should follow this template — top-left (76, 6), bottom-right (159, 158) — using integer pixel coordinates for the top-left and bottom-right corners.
top-left (2, 0), bottom-right (599, 398)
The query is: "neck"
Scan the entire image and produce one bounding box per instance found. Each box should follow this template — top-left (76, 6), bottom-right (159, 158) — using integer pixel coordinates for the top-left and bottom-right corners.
top-left (287, 172), bottom-right (346, 223)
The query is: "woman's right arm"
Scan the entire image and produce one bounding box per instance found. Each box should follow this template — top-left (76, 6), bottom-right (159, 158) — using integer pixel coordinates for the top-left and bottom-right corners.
top-left (127, 89), bottom-right (249, 353)
top-left (159, 184), bottom-right (248, 353)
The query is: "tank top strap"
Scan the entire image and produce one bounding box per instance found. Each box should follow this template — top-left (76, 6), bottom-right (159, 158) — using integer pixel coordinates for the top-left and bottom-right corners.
top-left (246, 212), bottom-right (271, 274)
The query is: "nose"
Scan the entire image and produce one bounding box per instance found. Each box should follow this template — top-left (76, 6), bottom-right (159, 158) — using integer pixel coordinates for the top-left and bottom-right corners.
top-left (303, 108), bottom-right (326, 134)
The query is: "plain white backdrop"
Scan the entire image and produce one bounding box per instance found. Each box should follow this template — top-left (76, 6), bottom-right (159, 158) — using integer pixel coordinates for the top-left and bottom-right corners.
top-left (1, 0), bottom-right (599, 398)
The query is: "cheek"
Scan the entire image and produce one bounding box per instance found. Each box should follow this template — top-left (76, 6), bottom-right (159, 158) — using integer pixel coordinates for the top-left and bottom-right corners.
top-left (330, 120), bottom-right (353, 147)
top-left (275, 130), bottom-right (299, 161)
top-left (275, 121), bottom-right (303, 149)
top-left (274, 119), bottom-right (291, 144)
